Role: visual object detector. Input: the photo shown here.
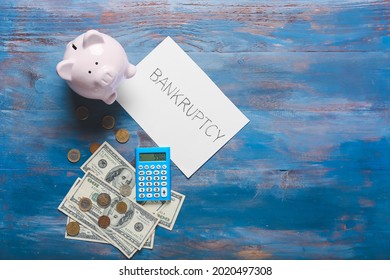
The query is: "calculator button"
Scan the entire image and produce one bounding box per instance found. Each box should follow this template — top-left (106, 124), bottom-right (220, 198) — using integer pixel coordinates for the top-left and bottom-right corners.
top-left (139, 182), bottom-right (145, 187)
top-left (154, 187), bottom-right (160, 192)
top-left (146, 182), bottom-right (152, 187)
top-left (138, 166), bottom-right (143, 170)
top-left (146, 193), bottom-right (153, 198)
top-left (150, 165), bottom-right (155, 169)
top-left (156, 164), bottom-right (161, 169)
top-left (162, 164), bottom-right (167, 169)
top-left (146, 170), bottom-right (152, 175)
top-left (139, 170), bottom-right (145, 175)
top-left (161, 187), bottom-right (168, 197)
top-left (138, 176), bottom-right (145, 181)
top-left (161, 181), bottom-right (167, 187)
top-left (146, 187), bottom-right (153, 192)
top-left (139, 193), bottom-right (145, 198)
top-left (146, 176), bottom-right (152, 181)
top-left (139, 188), bottom-right (145, 192)
top-left (154, 193), bottom-right (160, 198)
top-left (144, 165), bottom-right (149, 170)
top-left (161, 176), bottom-right (167, 181)
top-left (153, 176), bottom-right (159, 181)
top-left (154, 182), bottom-right (160, 186)
top-left (161, 170), bottom-right (167, 175)
top-left (153, 170), bottom-right (159, 175)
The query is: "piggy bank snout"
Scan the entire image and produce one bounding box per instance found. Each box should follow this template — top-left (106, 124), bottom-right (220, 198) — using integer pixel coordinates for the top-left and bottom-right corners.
top-left (96, 67), bottom-right (118, 87)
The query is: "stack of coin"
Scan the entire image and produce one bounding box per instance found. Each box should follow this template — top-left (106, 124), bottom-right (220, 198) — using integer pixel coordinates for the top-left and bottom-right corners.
top-left (102, 115), bottom-right (115, 130)
top-left (115, 128), bottom-right (130, 143)
top-left (67, 149), bottom-right (81, 163)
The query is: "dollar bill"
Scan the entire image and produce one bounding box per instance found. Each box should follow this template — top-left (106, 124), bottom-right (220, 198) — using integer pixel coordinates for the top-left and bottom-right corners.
top-left (59, 197), bottom-right (137, 259)
top-left (66, 217), bottom-right (155, 249)
top-left (80, 141), bottom-right (168, 214)
top-left (65, 217), bottom-right (108, 243)
top-left (143, 230), bottom-right (155, 249)
top-left (58, 177), bottom-right (138, 258)
top-left (61, 177), bottom-right (154, 253)
top-left (67, 172), bottom-right (159, 250)
top-left (63, 178), bottom-right (108, 243)
top-left (156, 190), bottom-right (185, 230)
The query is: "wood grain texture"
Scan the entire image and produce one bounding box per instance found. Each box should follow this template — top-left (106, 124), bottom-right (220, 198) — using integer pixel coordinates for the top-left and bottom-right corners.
top-left (0, 0), bottom-right (389, 260)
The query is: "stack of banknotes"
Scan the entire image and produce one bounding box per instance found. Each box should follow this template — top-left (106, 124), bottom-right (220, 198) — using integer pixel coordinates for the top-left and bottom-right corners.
top-left (58, 141), bottom-right (185, 259)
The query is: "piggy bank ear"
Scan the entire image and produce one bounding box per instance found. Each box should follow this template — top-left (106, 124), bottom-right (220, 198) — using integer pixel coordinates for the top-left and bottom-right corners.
top-left (125, 64), bottom-right (137, 79)
top-left (83, 30), bottom-right (104, 49)
top-left (56, 60), bottom-right (74, 81)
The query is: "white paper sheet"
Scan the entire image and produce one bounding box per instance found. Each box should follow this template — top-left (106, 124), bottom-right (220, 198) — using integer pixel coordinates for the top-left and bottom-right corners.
top-left (117, 37), bottom-right (249, 178)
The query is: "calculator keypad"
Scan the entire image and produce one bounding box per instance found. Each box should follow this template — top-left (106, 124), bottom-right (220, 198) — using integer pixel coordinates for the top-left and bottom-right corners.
top-left (136, 169), bottom-right (169, 200)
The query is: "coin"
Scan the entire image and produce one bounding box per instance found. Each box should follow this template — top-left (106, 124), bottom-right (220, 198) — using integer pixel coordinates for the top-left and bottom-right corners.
top-left (134, 222), bottom-right (144, 232)
top-left (120, 185), bottom-right (132, 197)
top-left (75, 106), bottom-right (89, 120)
top-left (97, 193), bottom-right (111, 208)
top-left (102, 115), bottom-right (115, 130)
top-left (89, 142), bottom-right (100, 154)
top-left (78, 197), bottom-right (92, 212)
top-left (66, 221), bottom-right (80, 236)
top-left (115, 128), bottom-right (130, 143)
top-left (98, 215), bottom-right (110, 229)
top-left (116, 201), bottom-right (128, 214)
top-left (67, 148), bottom-right (81, 163)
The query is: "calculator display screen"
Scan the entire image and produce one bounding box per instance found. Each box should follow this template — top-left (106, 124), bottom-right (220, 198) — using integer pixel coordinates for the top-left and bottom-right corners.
top-left (139, 152), bottom-right (166, 162)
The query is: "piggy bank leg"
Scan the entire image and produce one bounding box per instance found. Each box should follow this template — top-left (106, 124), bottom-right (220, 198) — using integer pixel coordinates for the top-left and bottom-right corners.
top-left (103, 92), bottom-right (117, 105)
top-left (125, 63), bottom-right (136, 79)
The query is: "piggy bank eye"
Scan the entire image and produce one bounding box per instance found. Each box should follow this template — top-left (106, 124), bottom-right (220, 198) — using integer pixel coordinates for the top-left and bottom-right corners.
top-left (88, 71), bottom-right (91, 74)
top-left (95, 62), bottom-right (98, 65)
top-left (72, 43), bottom-right (77, 50)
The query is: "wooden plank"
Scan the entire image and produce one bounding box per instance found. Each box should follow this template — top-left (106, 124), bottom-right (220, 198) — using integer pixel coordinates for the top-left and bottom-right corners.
top-left (0, 1), bottom-right (389, 53)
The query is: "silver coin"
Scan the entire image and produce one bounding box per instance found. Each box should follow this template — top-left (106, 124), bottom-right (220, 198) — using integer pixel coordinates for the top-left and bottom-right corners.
top-left (134, 222), bottom-right (144, 232)
top-left (120, 185), bottom-right (132, 197)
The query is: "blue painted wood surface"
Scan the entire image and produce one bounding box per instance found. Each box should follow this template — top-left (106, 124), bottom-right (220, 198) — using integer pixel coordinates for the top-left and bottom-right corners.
top-left (0, 0), bottom-right (389, 260)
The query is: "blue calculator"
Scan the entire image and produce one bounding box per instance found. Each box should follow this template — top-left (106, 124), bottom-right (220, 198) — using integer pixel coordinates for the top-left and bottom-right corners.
top-left (135, 147), bottom-right (171, 201)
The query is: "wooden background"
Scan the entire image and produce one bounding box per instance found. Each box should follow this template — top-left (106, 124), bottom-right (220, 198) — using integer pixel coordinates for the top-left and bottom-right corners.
top-left (1, 0), bottom-right (389, 260)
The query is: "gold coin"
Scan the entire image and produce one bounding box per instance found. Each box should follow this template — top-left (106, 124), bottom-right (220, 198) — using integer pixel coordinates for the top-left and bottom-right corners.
top-left (89, 142), bottom-right (100, 154)
top-left (97, 193), bottom-right (111, 208)
top-left (66, 221), bottom-right (80, 236)
top-left (115, 129), bottom-right (130, 143)
top-left (102, 115), bottom-right (115, 130)
top-left (116, 201), bottom-right (128, 214)
top-left (98, 215), bottom-right (110, 229)
top-left (67, 148), bottom-right (81, 163)
top-left (75, 106), bottom-right (89, 120)
top-left (78, 197), bottom-right (92, 212)
top-left (120, 185), bottom-right (132, 197)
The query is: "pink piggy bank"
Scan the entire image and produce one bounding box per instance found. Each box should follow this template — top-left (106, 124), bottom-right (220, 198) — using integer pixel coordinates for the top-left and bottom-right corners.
top-left (56, 29), bottom-right (136, 104)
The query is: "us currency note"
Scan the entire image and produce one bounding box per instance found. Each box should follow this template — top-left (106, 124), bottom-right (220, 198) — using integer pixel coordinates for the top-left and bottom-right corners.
top-left (65, 217), bottom-right (155, 249)
top-left (62, 177), bottom-right (154, 251)
top-left (59, 197), bottom-right (138, 259)
top-left (156, 190), bottom-right (185, 230)
top-left (58, 177), bottom-right (138, 258)
top-left (67, 172), bottom-right (159, 250)
top-left (63, 178), bottom-right (108, 243)
top-left (80, 141), bottom-right (168, 214)
top-left (65, 217), bottom-right (107, 243)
